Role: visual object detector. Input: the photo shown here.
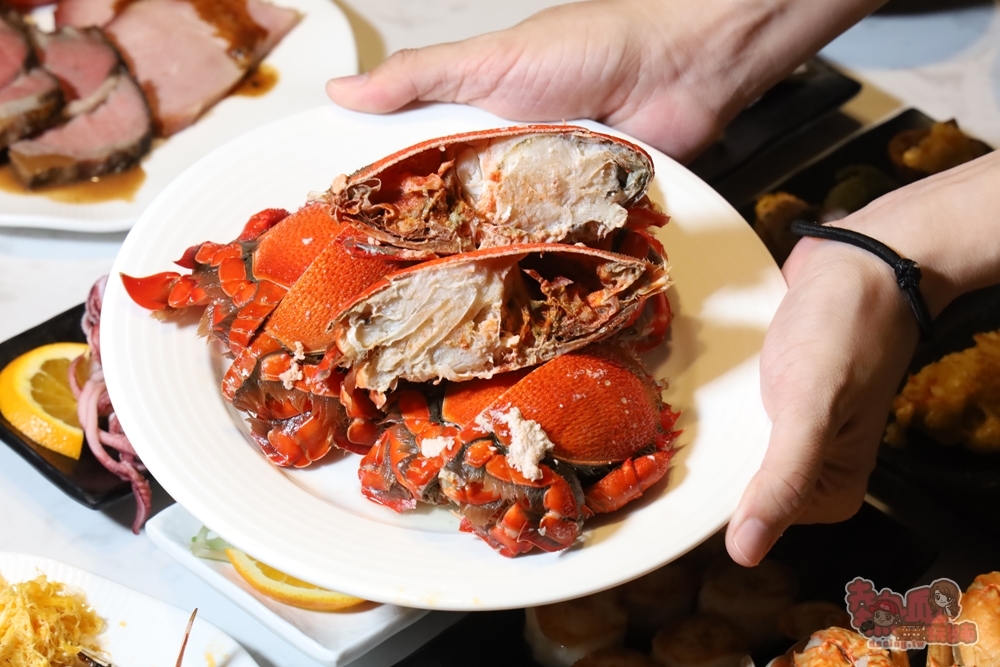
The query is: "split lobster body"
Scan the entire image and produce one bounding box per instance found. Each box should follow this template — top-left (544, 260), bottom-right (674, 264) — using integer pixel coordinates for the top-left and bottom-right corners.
top-left (326, 125), bottom-right (666, 259)
top-left (359, 343), bottom-right (680, 557)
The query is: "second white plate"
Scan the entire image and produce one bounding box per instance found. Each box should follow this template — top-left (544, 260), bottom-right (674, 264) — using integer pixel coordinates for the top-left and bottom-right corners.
top-left (146, 503), bottom-right (463, 666)
top-left (0, 0), bottom-right (356, 232)
top-left (103, 103), bottom-right (787, 610)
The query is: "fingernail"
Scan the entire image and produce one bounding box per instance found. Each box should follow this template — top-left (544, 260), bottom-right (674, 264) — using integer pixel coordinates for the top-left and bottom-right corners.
top-left (327, 73), bottom-right (369, 90)
top-left (732, 517), bottom-right (772, 565)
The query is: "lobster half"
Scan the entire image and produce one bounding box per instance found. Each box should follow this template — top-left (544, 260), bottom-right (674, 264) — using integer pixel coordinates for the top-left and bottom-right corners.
top-left (326, 125), bottom-right (668, 259)
top-left (358, 343), bottom-right (681, 557)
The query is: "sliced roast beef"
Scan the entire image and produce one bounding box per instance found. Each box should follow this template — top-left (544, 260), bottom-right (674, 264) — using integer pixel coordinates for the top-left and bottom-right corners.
top-left (9, 72), bottom-right (151, 186)
top-left (0, 68), bottom-right (63, 149)
top-left (105, 0), bottom-right (299, 136)
top-left (33, 26), bottom-right (120, 116)
top-left (0, 11), bottom-right (30, 90)
top-left (55, 0), bottom-right (127, 29)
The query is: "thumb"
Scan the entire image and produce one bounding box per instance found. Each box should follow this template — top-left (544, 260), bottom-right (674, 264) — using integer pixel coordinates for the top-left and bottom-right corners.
top-left (726, 406), bottom-right (826, 566)
top-left (327, 42), bottom-right (489, 114)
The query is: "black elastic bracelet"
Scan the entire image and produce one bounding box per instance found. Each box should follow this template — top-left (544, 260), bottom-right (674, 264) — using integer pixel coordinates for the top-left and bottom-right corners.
top-left (790, 220), bottom-right (933, 341)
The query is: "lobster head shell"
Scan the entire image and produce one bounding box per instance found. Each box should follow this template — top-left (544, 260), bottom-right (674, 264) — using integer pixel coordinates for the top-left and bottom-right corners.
top-left (326, 125), bottom-right (660, 259)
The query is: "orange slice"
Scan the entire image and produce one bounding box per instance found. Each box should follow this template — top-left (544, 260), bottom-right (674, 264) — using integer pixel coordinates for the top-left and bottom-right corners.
top-left (225, 548), bottom-right (364, 611)
top-left (0, 342), bottom-right (89, 459)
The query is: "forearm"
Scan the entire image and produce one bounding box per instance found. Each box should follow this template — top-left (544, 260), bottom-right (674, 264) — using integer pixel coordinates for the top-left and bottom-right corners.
top-left (633, 0), bottom-right (887, 127)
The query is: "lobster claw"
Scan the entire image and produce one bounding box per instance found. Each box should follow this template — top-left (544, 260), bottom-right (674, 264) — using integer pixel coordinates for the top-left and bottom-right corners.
top-left (120, 271), bottom-right (207, 311)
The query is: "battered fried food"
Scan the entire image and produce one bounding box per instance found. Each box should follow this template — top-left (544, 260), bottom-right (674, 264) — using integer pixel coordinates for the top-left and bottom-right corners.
top-left (888, 120), bottom-right (989, 179)
top-left (885, 330), bottom-right (1000, 453)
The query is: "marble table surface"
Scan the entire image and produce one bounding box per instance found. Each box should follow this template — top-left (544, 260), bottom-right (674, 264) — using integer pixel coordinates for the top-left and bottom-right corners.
top-left (2, 2), bottom-right (998, 665)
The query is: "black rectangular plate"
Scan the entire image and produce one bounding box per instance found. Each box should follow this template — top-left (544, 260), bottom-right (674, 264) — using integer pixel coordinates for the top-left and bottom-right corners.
top-left (0, 304), bottom-right (132, 508)
top-left (735, 107), bottom-right (949, 218)
top-left (688, 57), bottom-right (862, 186)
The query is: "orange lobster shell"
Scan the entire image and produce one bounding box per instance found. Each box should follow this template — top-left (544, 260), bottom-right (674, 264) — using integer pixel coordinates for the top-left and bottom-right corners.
top-left (326, 124), bottom-right (663, 259)
top-left (321, 241), bottom-right (670, 394)
top-left (359, 343), bottom-right (680, 556)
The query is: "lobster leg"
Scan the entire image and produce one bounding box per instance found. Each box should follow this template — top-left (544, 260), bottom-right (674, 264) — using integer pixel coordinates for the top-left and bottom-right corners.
top-left (582, 449), bottom-right (674, 516)
top-left (452, 456), bottom-right (583, 557)
top-left (120, 272), bottom-right (209, 311)
top-left (246, 393), bottom-right (344, 467)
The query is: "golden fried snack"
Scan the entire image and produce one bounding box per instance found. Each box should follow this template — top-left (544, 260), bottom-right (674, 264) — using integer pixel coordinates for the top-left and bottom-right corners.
top-left (888, 120), bottom-right (989, 180)
top-left (623, 561), bottom-right (700, 634)
top-left (651, 614), bottom-right (750, 667)
top-left (886, 330), bottom-right (1000, 453)
top-left (525, 590), bottom-right (629, 667)
top-left (753, 192), bottom-right (812, 265)
top-left (775, 627), bottom-right (908, 667)
top-left (953, 572), bottom-right (1000, 667)
top-left (698, 558), bottom-right (798, 649)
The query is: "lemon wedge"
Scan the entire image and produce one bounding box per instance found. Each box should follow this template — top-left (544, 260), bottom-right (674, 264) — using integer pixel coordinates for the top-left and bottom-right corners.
top-left (225, 548), bottom-right (364, 611)
top-left (0, 342), bottom-right (89, 459)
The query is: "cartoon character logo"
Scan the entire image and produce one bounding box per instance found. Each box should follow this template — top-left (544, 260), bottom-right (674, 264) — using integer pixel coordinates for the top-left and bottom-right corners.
top-left (856, 596), bottom-right (902, 637)
top-left (844, 576), bottom-right (978, 650)
top-left (929, 578), bottom-right (962, 618)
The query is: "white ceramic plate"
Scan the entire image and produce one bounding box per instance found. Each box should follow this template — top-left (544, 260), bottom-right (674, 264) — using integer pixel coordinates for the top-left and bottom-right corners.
top-left (0, 552), bottom-right (258, 667)
top-left (103, 103), bottom-right (787, 611)
top-left (146, 503), bottom-right (464, 666)
top-left (0, 0), bottom-right (356, 233)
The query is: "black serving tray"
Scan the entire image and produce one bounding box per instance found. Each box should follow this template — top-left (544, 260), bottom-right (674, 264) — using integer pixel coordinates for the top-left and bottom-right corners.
top-left (877, 284), bottom-right (1000, 531)
top-left (734, 107), bottom-right (993, 219)
top-left (0, 304), bottom-right (132, 508)
top-left (689, 57), bottom-right (862, 186)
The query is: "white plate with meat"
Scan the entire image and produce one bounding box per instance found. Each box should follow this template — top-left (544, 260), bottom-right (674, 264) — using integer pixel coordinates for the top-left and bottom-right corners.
top-left (102, 103), bottom-right (787, 610)
top-left (0, 552), bottom-right (259, 667)
top-left (0, 0), bottom-right (355, 233)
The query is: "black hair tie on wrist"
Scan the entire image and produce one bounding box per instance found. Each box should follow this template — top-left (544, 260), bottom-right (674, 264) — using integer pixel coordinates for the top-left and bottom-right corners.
top-left (790, 220), bottom-right (934, 341)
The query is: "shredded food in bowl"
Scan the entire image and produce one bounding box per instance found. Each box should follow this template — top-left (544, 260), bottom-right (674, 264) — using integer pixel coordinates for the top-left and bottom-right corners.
top-left (0, 573), bottom-right (106, 667)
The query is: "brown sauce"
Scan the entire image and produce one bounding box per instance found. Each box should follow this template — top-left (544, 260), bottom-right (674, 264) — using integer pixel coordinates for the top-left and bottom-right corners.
top-left (233, 63), bottom-right (279, 97)
top-left (0, 165), bottom-right (146, 203)
top-left (187, 0), bottom-right (267, 67)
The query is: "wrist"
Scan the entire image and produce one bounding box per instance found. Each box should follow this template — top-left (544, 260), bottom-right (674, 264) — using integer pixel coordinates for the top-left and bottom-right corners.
top-left (819, 151), bottom-right (1000, 317)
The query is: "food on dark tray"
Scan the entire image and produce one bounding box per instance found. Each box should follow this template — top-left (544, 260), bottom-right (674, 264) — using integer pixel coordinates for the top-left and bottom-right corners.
top-left (753, 191), bottom-right (811, 265)
top-left (0, 342), bottom-right (88, 459)
top-left (752, 118), bottom-right (989, 266)
top-left (698, 558), bottom-right (798, 649)
top-left (768, 627), bottom-right (908, 667)
top-left (884, 330), bottom-right (1000, 454)
top-left (622, 560), bottom-right (700, 633)
top-left (651, 614), bottom-right (749, 667)
top-left (524, 591), bottom-right (628, 667)
top-left (818, 165), bottom-right (898, 223)
top-left (944, 571), bottom-right (1000, 667)
top-left (777, 601), bottom-right (852, 642)
top-left (888, 120), bottom-right (990, 181)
